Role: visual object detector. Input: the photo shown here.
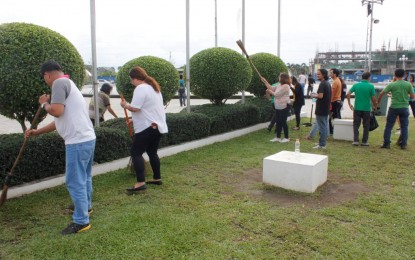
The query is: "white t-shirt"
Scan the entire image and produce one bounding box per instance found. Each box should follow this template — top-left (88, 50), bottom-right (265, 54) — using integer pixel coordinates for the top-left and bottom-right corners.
top-left (51, 78), bottom-right (96, 145)
top-left (298, 74), bottom-right (307, 84)
top-left (130, 83), bottom-right (168, 134)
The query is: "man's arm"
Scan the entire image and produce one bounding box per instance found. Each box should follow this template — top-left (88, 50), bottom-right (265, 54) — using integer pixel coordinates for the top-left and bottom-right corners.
top-left (371, 96), bottom-right (377, 109)
top-left (377, 91), bottom-right (385, 107)
top-left (39, 94), bottom-right (64, 117)
top-left (25, 121), bottom-right (56, 138)
top-left (44, 103), bottom-right (64, 117)
top-left (346, 91), bottom-right (353, 110)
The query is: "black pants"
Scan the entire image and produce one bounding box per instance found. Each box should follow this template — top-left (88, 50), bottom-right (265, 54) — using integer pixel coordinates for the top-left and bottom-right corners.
top-left (409, 101), bottom-right (415, 118)
top-left (353, 110), bottom-right (370, 143)
top-left (275, 106), bottom-right (289, 138)
top-left (131, 127), bottom-right (162, 182)
top-left (293, 105), bottom-right (303, 127)
top-left (329, 101), bottom-right (342, 134)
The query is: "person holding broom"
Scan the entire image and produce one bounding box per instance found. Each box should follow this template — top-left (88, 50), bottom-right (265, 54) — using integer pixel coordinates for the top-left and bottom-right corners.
top-left (25, 61), bottom-right (96, 235)
top-left (120, 66), bottom-right (168, 192)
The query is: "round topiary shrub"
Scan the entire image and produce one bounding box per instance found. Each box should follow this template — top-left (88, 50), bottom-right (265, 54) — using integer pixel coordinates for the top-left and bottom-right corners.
top-left (190, 47), bottom-right (252, 105)
top-left (247, 52), bottom-right (288, 97)
top-left (0, 22), bottom-right (85, 132)
top-left (116, 56), bottom-right (178, 104)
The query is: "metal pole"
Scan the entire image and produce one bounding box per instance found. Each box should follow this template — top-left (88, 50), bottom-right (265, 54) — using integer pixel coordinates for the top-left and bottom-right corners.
top-left (186, 0), bottom-right (191, 112)
top-left (368, 1), bottom-right (374, 72)
top-left (365, 19), bottom-right (369, 70)
top-left (215, 0), bottom-right (218, 47)
top-left (90, 0), bottom-right (99, 127)
top-left (277, 0), bottom-right (281, 57)
top-left (241, 0), bottom-right (245, 104)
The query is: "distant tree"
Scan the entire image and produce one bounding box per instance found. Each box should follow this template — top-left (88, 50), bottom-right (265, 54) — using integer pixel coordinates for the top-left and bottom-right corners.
top-left (247, 53), bottom-right (288, 97)
top-left (116, 56), bottom-right (178, 104)
top-left (0, 22), bottom-right (85, 132)
top-left (190, 47), bottom-right (252, 105)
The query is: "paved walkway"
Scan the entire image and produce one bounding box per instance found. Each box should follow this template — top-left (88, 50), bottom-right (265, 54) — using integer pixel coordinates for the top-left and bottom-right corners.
top-left (0, 96), bottom-right (371, 134)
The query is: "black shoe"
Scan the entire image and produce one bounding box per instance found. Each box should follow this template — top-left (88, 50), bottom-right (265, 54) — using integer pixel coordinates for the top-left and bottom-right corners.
top-left (67, 204), bottom-right (93, 215)
top-left (61, 222), bottom-right (91, 235)
top-left (401, 145), bottom-right (407, 150)
top-left (147, 180), bottom-right (163, 185)
top-left (380, 144), bottom-right (390, 149)
top-left (126, 184), bottom-right (147, 192)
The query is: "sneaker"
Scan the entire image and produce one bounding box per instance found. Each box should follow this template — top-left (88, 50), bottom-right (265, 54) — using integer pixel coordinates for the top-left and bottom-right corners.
top-left (352, 142), bottom-right (359, 146)
top-left (313, 145), bottom-right (326, 149)
top-left (380, 144), bottom-right (390, 149)
top-left (61, 222), bottom-right (91, 235)
top-left (280, 138), bottom-right (290, 143)
top-left (67, 204), bottom-right (93, 215)
top-left (270, 137), bottom-right (281, 142)
top-left (360, 143), bottom-right (369, 146)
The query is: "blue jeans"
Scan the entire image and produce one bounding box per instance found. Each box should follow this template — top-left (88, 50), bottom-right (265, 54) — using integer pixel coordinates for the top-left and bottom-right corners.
top-left (316, 115), bottom-right (328, 147)
top-left (309, 115), bottom-right (329, 139)
top-left (383, 107), bottom-right (409, 146)
top-left (66, 139), bottom-right (96, 225)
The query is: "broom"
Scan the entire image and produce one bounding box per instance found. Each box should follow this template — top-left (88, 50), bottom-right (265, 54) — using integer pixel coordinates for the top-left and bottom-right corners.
top-left (236, 40), bottom-right (263, 79)
top-left (0, 106), bottom-right (43, 206)
top-left (120, 94), bottom-right (135, 175)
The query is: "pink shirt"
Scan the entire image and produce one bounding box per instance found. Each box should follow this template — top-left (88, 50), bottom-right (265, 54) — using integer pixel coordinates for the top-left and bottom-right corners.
top-left (273, 84), bottom-right (290, 109)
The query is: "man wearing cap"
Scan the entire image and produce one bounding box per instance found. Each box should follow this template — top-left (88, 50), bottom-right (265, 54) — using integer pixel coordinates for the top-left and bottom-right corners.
top-left (25, 61), bottom-right (96, 235)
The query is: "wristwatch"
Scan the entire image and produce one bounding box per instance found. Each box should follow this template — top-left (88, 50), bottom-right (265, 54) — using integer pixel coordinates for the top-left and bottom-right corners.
top-left (41, 102), bottom-right (48, 109)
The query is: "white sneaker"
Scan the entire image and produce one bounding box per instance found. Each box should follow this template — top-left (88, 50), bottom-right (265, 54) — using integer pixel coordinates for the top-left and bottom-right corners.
top-left (313, 145), bottom-right (326, 149)
top-left (352, 142), bottom-right (359, 146)
top-left (270, 137), bottom-right (281, 142)
top-left (280, 138), bottom-right (290, 143)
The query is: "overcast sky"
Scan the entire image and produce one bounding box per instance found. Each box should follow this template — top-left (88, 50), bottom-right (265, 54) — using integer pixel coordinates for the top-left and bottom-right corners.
top-left (1, 0), bottom-right (413, 68)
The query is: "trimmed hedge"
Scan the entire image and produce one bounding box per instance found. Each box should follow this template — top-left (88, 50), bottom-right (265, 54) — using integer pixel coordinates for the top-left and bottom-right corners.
top-left (185, 103), bottom-right (260, 135)
top-left (0, 128), bottom-right (131, 187)
top-left (239, 97), bottom-right (275, 123)
top-left (247, 53), bottom-right (288, 97)
top-left (116, 56), bottom-right (178, 105)
top-left (189, 47), bottom-right (252, 105)
top-left (102, 113), bottom-right (211, 147)
top-left (0, 22), bottom-right (85, 132)
top-left (0, 102), bottom-right (267, 186)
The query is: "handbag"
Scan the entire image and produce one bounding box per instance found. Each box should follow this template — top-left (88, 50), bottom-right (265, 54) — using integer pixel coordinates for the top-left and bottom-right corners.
top-left (369, 111), bottom-right (378, 131)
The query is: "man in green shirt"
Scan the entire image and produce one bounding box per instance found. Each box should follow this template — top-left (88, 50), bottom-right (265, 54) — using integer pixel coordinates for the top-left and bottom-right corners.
top-left (347, 72), bottom-right (377, 146)
top-left (377, 69), bottom-right (414, 149)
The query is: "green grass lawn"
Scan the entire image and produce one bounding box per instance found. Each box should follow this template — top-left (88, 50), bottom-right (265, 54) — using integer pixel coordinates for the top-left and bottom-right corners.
top-left (1, 117), bottom-right (415, 259)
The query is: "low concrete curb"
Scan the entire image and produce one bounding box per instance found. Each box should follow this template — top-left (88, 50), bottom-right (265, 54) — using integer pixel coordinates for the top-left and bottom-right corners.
top-left (3, 122), bottom-right (270, 200)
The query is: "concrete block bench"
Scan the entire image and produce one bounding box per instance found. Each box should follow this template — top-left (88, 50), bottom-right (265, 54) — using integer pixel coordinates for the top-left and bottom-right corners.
top-left (333, 119), bottom-right (353, 141)
top-left (263, 151), bottom-right (328, 193)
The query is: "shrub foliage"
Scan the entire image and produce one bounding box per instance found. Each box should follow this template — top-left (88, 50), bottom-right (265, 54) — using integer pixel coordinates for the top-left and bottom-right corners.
top-left (247, 52), bottom-right (288, 97)
top-left (116, 56), bottom-right (178, 104)
top-left (0, 22), bottom-right (85, 132)
top-left (190, 47), bottom-right (252, 105)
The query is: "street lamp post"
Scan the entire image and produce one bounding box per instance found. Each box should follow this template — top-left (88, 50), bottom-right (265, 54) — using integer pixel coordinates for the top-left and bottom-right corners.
top-left (399, 54), bottom-right (408, 70)
top-left (362, 0), bottom-right (384, 72)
